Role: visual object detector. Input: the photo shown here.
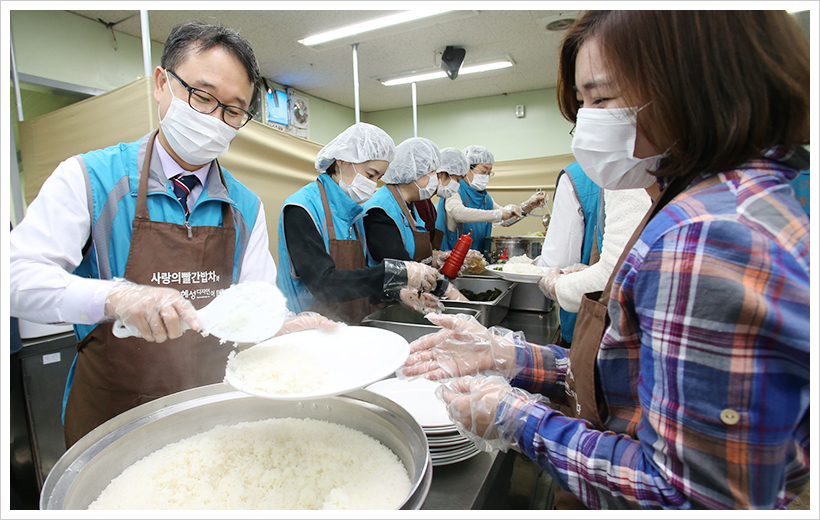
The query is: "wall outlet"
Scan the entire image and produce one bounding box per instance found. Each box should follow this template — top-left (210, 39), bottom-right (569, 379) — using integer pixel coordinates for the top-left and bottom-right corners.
top-left (515, 105), bottom-right (525, 118)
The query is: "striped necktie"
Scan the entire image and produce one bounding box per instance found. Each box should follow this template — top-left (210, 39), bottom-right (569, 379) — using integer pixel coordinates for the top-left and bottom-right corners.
top-left (172, 174), bottom-right (199, 219)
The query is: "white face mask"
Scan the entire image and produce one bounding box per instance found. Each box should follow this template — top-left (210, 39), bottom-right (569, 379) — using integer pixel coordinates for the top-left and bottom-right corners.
top-left (414, 173), bottom-right (439, 200)
top-left (339, 164), bottom-right (378, 204)
top-left (159, 70), bottom-right (238, 166)
top-left (570, 107), bottom-right (663, 190)
top-left (437, 178), bottom-right (460, 198)
top-left (469, 172), bottom-right (490, 191)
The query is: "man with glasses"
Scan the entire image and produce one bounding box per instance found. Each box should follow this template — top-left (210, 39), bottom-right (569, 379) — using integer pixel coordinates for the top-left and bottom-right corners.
top-left (9, 21), bottom-right (278, 447)
top-left (437, 145), bottom-right (546, 254)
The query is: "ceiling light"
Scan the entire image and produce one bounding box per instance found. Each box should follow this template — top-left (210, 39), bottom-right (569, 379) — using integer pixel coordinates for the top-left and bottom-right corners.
top-left (298, 10), bottom-right (477, 50)
top-left (380, 57), bottom-right (515, 86)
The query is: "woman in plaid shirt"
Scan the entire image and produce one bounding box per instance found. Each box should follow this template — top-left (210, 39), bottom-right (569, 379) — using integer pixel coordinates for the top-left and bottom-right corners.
top-left (400, 11), bottom-right (810, 509)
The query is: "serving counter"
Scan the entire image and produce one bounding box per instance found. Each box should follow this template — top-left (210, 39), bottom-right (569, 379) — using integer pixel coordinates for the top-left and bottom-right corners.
top-left (22, 303), bottom-right (558, 510)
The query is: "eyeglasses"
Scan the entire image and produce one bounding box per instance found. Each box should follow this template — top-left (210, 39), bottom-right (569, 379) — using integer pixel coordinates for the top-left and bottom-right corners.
top-left (166, 70), bottom-right (254, 129)
top-left (472, 168), bottom-right (494, 177)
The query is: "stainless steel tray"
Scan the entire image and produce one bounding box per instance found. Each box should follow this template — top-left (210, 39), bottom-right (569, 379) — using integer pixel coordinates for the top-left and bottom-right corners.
top-left (443, 276), bottom-right (516, 327)
top-left (361, 305), bottom-right (481, 344)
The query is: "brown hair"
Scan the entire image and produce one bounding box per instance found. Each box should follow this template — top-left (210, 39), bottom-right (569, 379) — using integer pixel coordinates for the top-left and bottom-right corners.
top-left (558, 11), bottom-right (810, 179)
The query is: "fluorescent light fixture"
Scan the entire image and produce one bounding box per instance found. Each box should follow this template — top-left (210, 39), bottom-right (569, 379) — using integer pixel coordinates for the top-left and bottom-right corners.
top-left (380, 58), bottom-right (515, 86)
top-left (300, 9), bottom-right (455, 46)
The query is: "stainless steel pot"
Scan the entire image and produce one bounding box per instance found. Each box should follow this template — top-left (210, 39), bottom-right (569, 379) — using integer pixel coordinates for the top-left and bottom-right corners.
top-left (485, 236), bottom-right (544, 264)
top-left (41, 383), bottom-right (432, 510)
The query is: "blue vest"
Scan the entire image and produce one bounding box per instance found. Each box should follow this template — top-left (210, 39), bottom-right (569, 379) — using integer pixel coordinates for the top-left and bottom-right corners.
top-left (436, 181), bottom-right (494, 253)
top-left (557, 162), bottom-right (601, 343)
top-left (789, 170), bottom-right (810, 217)
top-left (71, 133), bottom-right (260, 342)
top-left (63, 133), bottom-right (262, 422)
top-left (276, 174), bottom-right (367, 313)
top-left (362, 185), bottom-right (427, 265)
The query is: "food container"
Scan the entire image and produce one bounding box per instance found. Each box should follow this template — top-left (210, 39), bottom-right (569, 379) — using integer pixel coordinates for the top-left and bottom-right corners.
top-left (443, 277), bottom-right (516, 327)
top-left (40, 383), bottom-right (432, 510)
top-left (484, 236), bottom-right (544, 264)
top-left (509, 282), bottom-right (556, 313)
top-left (361, 305), bottom-right (481, 343)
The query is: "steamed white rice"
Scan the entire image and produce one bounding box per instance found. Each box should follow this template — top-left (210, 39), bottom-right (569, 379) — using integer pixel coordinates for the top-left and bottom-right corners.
top-left (226, 344), bottom-right (326, 395)
top-left (88, 417), bottom-right (412, 510)
top-left (502, 263), bottom-right (545, 275)
top-left (506, 255), bottom-right (533, 264)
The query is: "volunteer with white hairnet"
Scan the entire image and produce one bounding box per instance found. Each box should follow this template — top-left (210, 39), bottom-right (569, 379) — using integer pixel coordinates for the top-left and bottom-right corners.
top-left (363, 138), bottom-right (468, 302)
top-left (277, 123), bottom-right (439, 324)
top-left (437, 145), bottom-right (546, 253)
top-left (409, 146), bottom-right (468, 250)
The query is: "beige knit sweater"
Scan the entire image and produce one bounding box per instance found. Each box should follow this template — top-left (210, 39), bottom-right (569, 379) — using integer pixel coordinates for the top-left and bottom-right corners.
top-left (554, 188), bottom-right (652, 313)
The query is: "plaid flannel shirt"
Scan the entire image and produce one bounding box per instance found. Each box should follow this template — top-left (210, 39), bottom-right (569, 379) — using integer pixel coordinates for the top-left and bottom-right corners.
top-left (504, 149), bottom-right (810, 509)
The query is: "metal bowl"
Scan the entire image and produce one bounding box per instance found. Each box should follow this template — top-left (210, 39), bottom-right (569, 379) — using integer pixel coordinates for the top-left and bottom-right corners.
top-left (40, 383), bottom-right (432, 510)
top-left (484, 236), bottom-right (544, 264)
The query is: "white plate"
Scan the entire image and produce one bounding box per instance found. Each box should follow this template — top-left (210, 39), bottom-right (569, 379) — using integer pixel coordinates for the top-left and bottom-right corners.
top-left (432, 448), bottom-right (482, 466)
top-left (225, 327), bottom-right (409, 400)
top-left (366, 377), bottom-right (453, 428)
top-left (486, 264), bottom-right (547, 284)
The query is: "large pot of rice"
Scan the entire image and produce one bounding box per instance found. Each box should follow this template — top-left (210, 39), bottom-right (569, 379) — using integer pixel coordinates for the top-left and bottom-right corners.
top-left (41, 383), bottom-right (432, 510)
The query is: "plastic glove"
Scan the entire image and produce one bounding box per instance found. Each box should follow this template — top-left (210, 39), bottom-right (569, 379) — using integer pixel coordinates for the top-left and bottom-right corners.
top-left (431, 250), bottom-right (450, 269)
top-left (461, 249), bottom-right (489, 275)
top-left (399, 288), bottom-right (444, 315)
top-left (536, 267), bottom-right (562, 301)
top-left (560, 263), bottom-right (589, 275)
top-left (500, 204), bottom-right (523, 221)
top-left (437, 374), bottom-right (550, 453)
top-left (397, 313), bottom-right (520, 381)
top-left (443, 283), bottom-right (470, 302)
top-left (520, 191), bottom-right (547, 214)
top-left (105, 281), bottom-right (199, 343)
top-left (274, 311), bottom-right (343, 337)
top-left (403, 261), bottom-right (438, 293)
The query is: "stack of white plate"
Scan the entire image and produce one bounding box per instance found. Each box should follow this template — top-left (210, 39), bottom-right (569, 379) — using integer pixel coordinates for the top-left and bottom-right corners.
top-left (366, 377), bottom-right (481, 466)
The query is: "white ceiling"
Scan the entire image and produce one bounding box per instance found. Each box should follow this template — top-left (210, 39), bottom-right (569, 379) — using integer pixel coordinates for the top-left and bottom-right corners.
top-left (66, 9), bottom-right (580, 112)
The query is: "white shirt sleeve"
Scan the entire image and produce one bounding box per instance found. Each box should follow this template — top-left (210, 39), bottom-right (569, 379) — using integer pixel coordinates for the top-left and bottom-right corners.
top-left (444, 194), bottom-right (503, 224)
top-left (9, 157), bottom-right (119, 325)
top-left (237, 201), bottom-right (278, 284)
top-left (553, 188), bottom-right (651, 313)
top-left (535, 179), bottom-right (584, 268)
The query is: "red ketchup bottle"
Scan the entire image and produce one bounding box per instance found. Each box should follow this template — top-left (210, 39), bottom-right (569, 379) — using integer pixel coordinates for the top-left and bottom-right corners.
top-left (440, 231), bottom-right (473, 279)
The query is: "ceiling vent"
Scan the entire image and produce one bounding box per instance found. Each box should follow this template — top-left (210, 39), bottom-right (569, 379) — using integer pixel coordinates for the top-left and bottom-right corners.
top-left (543, 12), bottom-right (579, 32)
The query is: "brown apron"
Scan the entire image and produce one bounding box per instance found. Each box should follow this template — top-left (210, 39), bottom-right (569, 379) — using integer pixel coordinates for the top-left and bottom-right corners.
top-left (555, 174), bottom-right (698, 509)
top-left (64, 132), bottom-right (237, 448)
top-left (386, 184), bottom-right (433, 263)
top-left (307, 181), bottom-right (375, 325)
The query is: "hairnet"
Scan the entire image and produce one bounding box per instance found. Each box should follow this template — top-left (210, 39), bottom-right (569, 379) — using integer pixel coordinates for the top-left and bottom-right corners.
top-left (315, 122), bottom-right (396, 173)
top-left (382, 137), bottom-right (441, 184)
top-left (463, 144), bottom-right (495, 166)
top-left (437, 147), bottom-right (470, 177)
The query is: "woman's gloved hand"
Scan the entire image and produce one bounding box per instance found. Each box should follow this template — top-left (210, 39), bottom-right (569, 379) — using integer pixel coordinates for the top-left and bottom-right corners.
top-left (443, 283), bottom-right (470, 301)
top-left (536, 267), bottom-right (562, 301)
top-left (431, 250), bottom-right (450, 269)
top-left (397, 313), bottom-right (520, 381)
top-left (274, 311), bottom-right (342, 337)
top-left (403, 261), bottom-right (438, 292)
top-left (399, 288), bottom-right (443, 315)
top-left (561, 263), bottom-right (589, 275)
top-left (105, 281), bottom-right (199, 343)
top-left (436, 374), bottom-right (550, 452)
top-left (499, 204), bottom-right (523, 221)
top-left (520, 191), bottom-right (547, 214)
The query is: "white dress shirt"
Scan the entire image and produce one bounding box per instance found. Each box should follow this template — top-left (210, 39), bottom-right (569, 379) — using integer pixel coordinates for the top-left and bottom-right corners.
top-left (535, 177), bottom-right (585, 269)
top-left (10, 138), bottom-right (277, 326)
